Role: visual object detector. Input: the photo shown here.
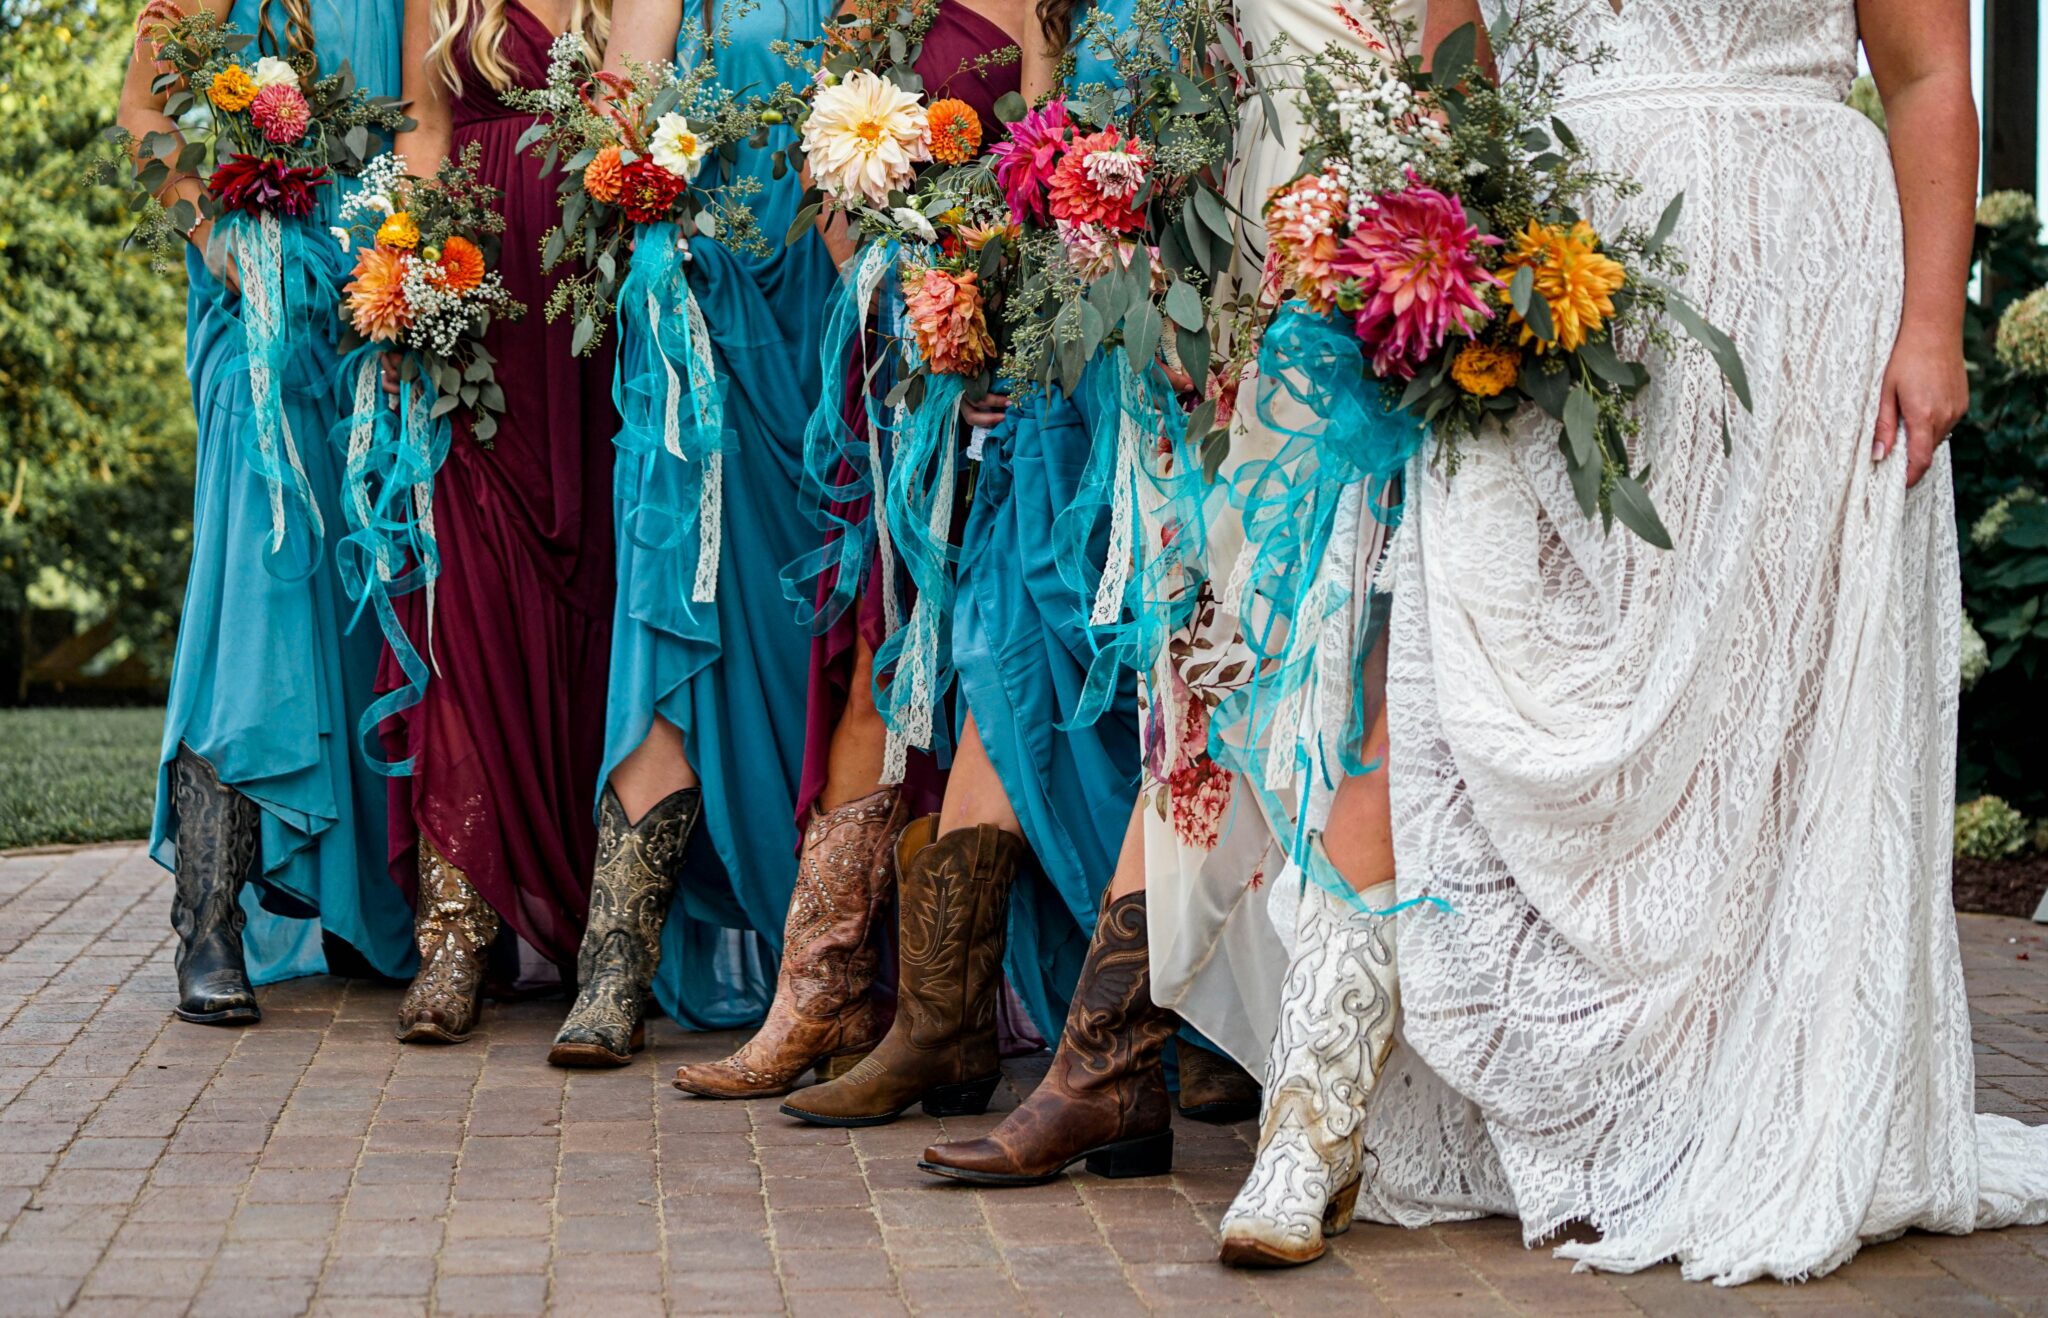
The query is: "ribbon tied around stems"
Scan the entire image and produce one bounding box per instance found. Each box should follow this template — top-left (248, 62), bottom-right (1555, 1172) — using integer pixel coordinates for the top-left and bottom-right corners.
top-left (780, 240), bottom-right (902, 634)
top-left (1051, 352), bottom-right (1215, 730)
top-left (332, 341), bottom-right (454, 777)
top-left (216, 208), bottom-right (344, 582)
top-left (614, 222), bottom-right (730, 608)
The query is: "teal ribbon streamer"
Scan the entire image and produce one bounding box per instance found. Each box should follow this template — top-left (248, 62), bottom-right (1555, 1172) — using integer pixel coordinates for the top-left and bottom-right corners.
top-left (1052, 352), bottom-right (1214, 730)
top-left (780, 240), bottom-right (902, 633)
top-left (613, 221), bottom-right (730, 610)
top-left (214, 208), bottom-right (349, 583)
top-left (332, 342), bottom-right (453, 778)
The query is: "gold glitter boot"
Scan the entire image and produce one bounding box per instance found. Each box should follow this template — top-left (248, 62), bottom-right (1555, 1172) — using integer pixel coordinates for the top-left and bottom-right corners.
top-left (395, 839), bottom-right (501, 1044)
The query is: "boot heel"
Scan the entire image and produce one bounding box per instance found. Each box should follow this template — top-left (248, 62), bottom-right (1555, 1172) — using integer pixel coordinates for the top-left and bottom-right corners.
top-left (1322, 1173), bottom-right (1362, 1236)
top-left (921, 1072), bottom-right (1000, 1117)
top-left (1084, 1128), bottom-right (1173, 1179)
top-left (815, 1050), bottom-right (869, 1083)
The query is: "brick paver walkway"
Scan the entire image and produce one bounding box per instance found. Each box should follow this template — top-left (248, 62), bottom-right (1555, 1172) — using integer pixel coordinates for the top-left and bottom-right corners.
top-left (5, 844), bottom-right (2048, 1316)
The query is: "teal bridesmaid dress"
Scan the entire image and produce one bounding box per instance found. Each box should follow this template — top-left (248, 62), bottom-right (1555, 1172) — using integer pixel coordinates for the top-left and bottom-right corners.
top-left (150, 0), bottom-right (414, 983)
top-left (602, 0), bottom-right (840, 1028)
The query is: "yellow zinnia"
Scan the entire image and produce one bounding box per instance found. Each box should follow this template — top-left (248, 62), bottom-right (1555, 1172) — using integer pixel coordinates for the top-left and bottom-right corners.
top-left (1451, 342), bottom-right (1522, 397)
top-left (377, 211), bottom-right (421, 251)
top-left (208, 64), bottom-right (258, 113)
top-left (1501, 220), bottom-right (1626, 354)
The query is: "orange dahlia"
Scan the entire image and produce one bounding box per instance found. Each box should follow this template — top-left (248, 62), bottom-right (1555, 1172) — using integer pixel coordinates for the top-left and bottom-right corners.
top-left (208, 65), bottom-right (258, 113)
top-left (436, 236), bottom-right (486, 294)
top-left (926, 98), bottom-right (983, 165)
top-left (1500, 220), bottom-right (1626, 353)
top-left (1263, 170), bottom-right (1348, 313)
top-left (584, 144), bottom-right (625, 205)
top-left (345, 247), bottom-right (414, 342)
top-left (904, 265), bottom-right (994, 376)
top-left (1450, 341), bottom-right (1522, 397)
top-left (1046, 129), bottom-right (1148, 234)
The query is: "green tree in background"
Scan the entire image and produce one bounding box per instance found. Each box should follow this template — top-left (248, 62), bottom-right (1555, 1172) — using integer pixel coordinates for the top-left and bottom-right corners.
top-left (1, 0), bottom-right (194, 697)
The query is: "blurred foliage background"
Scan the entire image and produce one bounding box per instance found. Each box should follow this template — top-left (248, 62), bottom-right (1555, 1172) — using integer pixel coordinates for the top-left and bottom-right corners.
top-left (1, 0), bottom-right (193, 705)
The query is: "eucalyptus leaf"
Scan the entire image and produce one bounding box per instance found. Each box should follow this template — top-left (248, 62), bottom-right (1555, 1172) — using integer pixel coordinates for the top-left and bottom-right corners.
top-left (1560, 432), bottom-right (1601, 519)
top-left (1522, 291), bottom-right (1556, 344)
top-left (1176, 324), bottom-right (1210, 389)
top-left (1644, 191), bottom-right (1684, 258)
top-left (1611, 472), bottom-right (1674, 548)
top-left (1164, 280), bottom-right (1204, 331)
top-left (1661, 289), bottom-right (1752, 410)
top-left (994, 91), bottom-right (1027, 124)
top-left (1125, 303), bottom-right (1162, 376)
top-left (1509, 264), bottom-right (1534, 316)
top-left (1562, 386), bottom-right (1600, 466)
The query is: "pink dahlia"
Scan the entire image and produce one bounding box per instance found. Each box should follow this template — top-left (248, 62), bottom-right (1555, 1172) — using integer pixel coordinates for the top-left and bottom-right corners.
top-left (1331, 182), bottom-right (1499, 379)
top-left (990, 99), bottom-right (1071, 224)
top-left (250, 82), bottom-right (312, 145)
top-left (1048, 129), bottom-right (1149, 234)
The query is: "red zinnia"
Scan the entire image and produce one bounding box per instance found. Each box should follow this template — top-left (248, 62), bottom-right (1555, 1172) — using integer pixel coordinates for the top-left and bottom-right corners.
top-left (618, 158), bottom-right (686, 224)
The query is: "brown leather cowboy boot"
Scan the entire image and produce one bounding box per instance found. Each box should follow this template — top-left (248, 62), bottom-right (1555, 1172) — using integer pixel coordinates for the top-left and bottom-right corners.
top-left (778, 819), bottom-right (1025, 1128)
top-left (918, 889), bottom-right (1178, 1185)
top-left (672, 787), bottom-right (907, 1098)
top-left (395, 839), bottom-right (501, 1044)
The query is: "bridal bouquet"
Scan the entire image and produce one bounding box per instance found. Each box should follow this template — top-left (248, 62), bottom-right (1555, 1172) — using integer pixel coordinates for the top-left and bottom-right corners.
top-left (1260, 0), bottom-right (1749, 545)
top-left (112, 4), bottom-right (409, 261)
top-left (511, 33), bottom-right (781, 355)
top-left (337, 147), bottom-right (525, 443)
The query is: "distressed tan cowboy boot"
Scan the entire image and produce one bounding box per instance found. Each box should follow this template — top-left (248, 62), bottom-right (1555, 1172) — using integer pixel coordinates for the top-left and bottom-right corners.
top-left (549, 785), bottom-right (699, 1067)
top-left (1218, 865), bottom-right (1401, 1267)
top-left (918, 889), bottom-right (1178, 1184)
top-left (672, 787), bottom-right (907, 1098)
top-left (778, 819), bottom-right (1025, 1127)
top-left (395, 839), bottom-right (500, 1044)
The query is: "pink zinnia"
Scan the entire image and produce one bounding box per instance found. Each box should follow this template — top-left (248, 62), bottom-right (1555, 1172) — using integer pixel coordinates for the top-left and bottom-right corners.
top-left (1331, 182), bottom-right (1500, 379)
top-left (250, 82), bottom-right (312, 146)
top-left (990, 99), bottom-right (1071, 224)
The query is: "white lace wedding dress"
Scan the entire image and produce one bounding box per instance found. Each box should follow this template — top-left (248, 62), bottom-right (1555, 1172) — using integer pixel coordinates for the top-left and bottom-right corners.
top-left (1364, 0), bottom-right (2048, 1284)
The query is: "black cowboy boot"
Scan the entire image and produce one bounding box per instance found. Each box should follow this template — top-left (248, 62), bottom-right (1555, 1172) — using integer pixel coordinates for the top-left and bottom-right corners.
top-left (169, 745), bottom-right (261, 1025)
top-left (549, 786), bottom-right (699, 1067)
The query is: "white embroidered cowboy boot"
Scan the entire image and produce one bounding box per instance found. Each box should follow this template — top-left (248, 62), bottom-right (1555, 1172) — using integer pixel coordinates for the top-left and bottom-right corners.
top-left (1218, 863), bottom-right (1400, 1267)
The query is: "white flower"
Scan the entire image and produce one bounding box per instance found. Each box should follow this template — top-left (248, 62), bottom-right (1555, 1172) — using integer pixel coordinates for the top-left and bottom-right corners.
top-left (800, 69), bottom-right (929, 207)
top-left (251, 56), bottom-right (300, 90)
top-left (330, 226), bottom-right (352, 252)
top-left (1961, 615), bottom-right (1990, 691)
top-left (649, 113), bottom-right (711, 182)
top-left (891, 207), bottom-right (938, 243)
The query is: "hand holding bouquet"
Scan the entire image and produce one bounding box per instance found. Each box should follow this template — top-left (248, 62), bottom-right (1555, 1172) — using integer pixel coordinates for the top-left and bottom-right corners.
top-left (1260, 0), bottom-right (1750, 546)
top-left (339, 146), bottom-right (525, 443)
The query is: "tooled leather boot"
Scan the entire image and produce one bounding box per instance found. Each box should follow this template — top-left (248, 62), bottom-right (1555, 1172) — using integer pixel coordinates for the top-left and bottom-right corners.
top-left (1177, 1042), bottom-right (1260, 1123)
top-left (919, 889), bottom-right (1178, 1185)
top-left (395, 838), bottom-right (500, 1044)
top-left (778, 819), bottom-right (1025, 1127)
top-left (672, 787), bottom-right (907, 1098)
top-left (549, 786), bottom-right (698, 1067)
top-left (169, 745), bottom-right (261, 1026)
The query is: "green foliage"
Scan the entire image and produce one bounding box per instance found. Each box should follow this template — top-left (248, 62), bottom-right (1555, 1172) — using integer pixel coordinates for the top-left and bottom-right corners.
top-left (2, 0), bottom-right (196, 686)
top-left (1956, 204), bottom-right (2048, 814)
top-left (1954, 794), bottom-right (2032, 862)
top-left (0, 706), bottom-right (163, 848)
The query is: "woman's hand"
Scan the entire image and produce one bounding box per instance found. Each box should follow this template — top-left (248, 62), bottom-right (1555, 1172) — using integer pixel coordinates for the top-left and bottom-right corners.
top-left (963, 390), bottom-right (1010, 430)
top-left (1872, 322), bottom-right (1967, 488)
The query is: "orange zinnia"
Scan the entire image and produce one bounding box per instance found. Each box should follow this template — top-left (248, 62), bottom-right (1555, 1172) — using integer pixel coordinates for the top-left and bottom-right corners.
top-left (925, 98), bottom-right (983, 166)
top-left (436, 236), bottom-right (486, 293)
top-left (584, 144), bottom-right (625, 205)
top-left (345, 247), bottom-right (414, 342)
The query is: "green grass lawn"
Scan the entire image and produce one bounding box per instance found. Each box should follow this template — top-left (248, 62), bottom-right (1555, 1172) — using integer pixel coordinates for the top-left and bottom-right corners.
top-left (0, 707), bottom-right (164, 850)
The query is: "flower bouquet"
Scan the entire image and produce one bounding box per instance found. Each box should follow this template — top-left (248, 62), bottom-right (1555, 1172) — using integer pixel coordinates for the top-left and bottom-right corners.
top-left (331, 147), bottom-right (525, 773)
top-left (1258, 0), bottom-right (1750, 547)
top-left (510, 32), bottom-right (784, 357)
top-left (107, 5), bottom-right (411, 563)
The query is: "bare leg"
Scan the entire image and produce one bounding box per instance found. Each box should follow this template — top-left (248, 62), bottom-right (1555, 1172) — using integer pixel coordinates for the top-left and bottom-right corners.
top-left (607, 714), bottom-right (697, 824)
top-left (1318, 699), bottom-right (1394, 895)
top-left (936, 712), bottom-right (1024, 836)
top-left (1106, 799), bottom-right (1148, 899)
top-left (820, 636), bottom-right (888, 812)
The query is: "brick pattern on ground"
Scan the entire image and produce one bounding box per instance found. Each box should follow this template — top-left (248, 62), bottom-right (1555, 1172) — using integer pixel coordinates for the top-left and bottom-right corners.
top-left (2, 843), bottom-right (2047, 1316)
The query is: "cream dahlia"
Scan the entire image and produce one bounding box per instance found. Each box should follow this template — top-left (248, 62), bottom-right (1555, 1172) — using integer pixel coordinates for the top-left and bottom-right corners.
top-left (801, 69), bottom-right (930, 208)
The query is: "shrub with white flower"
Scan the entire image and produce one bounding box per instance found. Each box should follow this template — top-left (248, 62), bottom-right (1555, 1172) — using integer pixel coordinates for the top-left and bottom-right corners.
top-left (1972, 485), bottom-right (2041, 551)
top-left (1996, 286), bottom-right (2048, 377)
top-left (1977, 189), bottom-right (2040, 233)
top-left (1955, 794), bottom-right (2032, 861)
top-left (1961, 614), bottom-right (1990, 690)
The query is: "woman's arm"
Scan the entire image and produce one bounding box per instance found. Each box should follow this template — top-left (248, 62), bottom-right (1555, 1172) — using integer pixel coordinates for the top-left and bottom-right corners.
top-left (115, 0), bottom-right (238, 286)
top-left (395, 0), bottom-right (454, 177)
top-left (602, 0), bottom-right (683, 75)
top-left (1860, 0), bottom-right (1977, 488)
top-left (1421, 0), bottom-right (1495, 76)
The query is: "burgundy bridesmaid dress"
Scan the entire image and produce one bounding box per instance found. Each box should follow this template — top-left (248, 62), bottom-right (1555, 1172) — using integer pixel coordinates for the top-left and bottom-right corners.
top-left (794, 0), bottom-right (1023, 828)
top-left (379, 3), bottom-right (617, 972)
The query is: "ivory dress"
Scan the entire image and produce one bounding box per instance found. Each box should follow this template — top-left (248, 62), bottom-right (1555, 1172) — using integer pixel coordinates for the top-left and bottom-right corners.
top-left (1363, 0), bottom-right (2048, 1283)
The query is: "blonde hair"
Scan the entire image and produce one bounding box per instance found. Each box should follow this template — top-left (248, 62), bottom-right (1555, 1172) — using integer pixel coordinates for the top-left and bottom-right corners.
top-left (425, 0), bottom-right (610, 97)
top-left (255, 0), bottom-right (316, 59)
